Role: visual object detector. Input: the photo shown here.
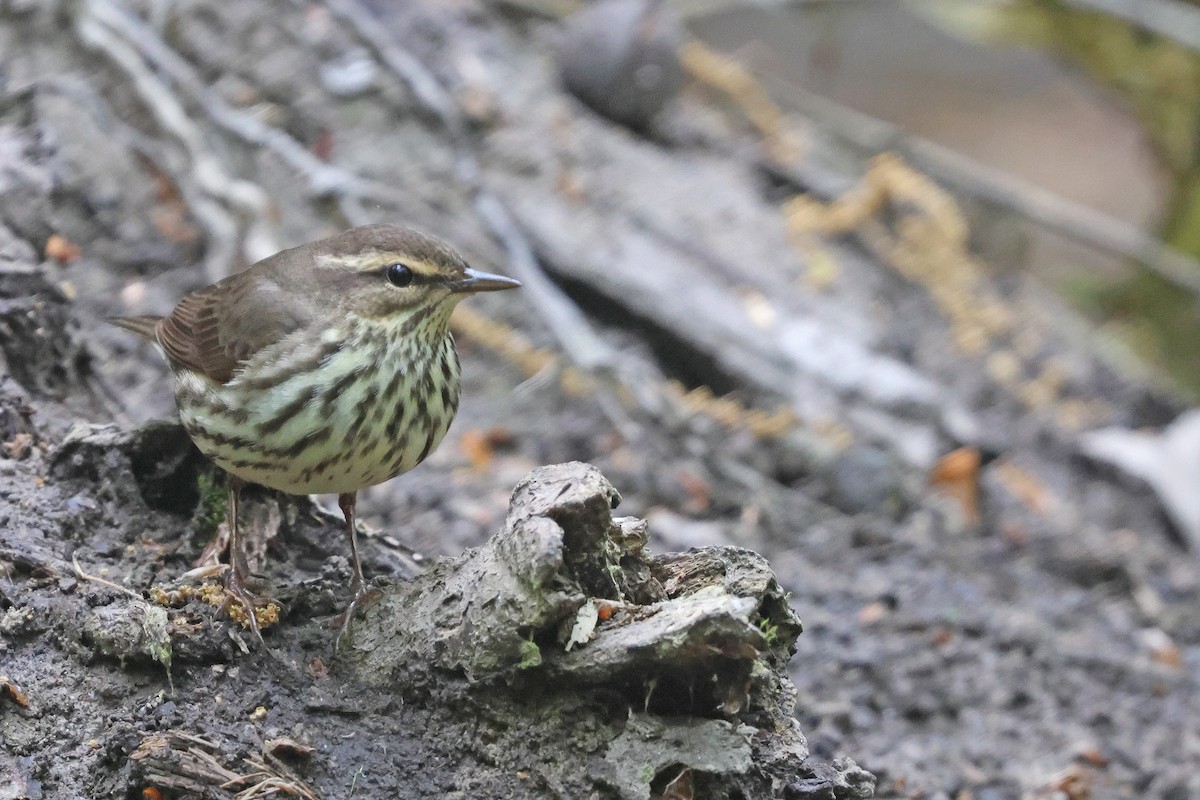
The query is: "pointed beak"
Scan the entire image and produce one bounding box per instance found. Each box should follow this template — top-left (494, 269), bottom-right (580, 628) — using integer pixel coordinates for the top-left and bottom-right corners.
top-left (451, 267), bottom-right (522, 294)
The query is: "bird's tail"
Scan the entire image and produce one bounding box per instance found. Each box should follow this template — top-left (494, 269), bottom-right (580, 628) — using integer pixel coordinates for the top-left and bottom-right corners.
top-left (107, 315), bottom-right (162, 342)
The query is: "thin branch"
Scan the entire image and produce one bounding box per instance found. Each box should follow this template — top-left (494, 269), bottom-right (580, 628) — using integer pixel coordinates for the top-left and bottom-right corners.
top-left (324, 0), bottom-right (466, 136)
top-left (73, 8), bottom-right (250, 280)
top-left (473, 193), bottom-right (619, 372)
top-left (86, 0), bottom-right (411, 206)
top-left (72, 555), bottom-right (142, 600)
top-left (768, 76), bottom-right (1200, 299)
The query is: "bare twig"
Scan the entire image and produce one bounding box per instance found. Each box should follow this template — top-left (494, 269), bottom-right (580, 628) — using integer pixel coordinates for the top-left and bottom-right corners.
top-left (86, 0), bottom-right (416, 209)
top-left (74, 3), bottom-right (260, 279)
top-left (232, 753), bottom-right (320, 800)
top-left (72, 555), bottom-right (142, 600)
top-left (905, 137), bottom-right (1200, 298)
top-left (132, 733), bottom-right (319, 799)
top-left (325, 0), bottom-right (466, 136)
top-left (473, 193), bottom-right (619, 372)
top-left (78, 0), bottom-right (442, 272)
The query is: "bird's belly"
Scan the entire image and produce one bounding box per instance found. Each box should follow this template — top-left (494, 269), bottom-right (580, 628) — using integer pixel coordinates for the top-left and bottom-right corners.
top-left (175, 342), bottom-right (460, 496)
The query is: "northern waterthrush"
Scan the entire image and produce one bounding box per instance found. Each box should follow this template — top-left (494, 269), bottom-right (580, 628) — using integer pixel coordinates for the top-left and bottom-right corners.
top-left (112, 224), bottom-right (521, 646)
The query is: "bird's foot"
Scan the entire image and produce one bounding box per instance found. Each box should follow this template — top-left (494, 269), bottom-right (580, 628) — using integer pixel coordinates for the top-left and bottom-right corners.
top-left (220, 568), bottom-right (283, 651)
top-left (328, 582), bottom-right (384, 653)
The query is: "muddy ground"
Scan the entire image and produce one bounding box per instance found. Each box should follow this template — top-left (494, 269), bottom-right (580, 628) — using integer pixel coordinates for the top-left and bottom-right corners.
top-left (1, 1), bottom-right (1198, 799)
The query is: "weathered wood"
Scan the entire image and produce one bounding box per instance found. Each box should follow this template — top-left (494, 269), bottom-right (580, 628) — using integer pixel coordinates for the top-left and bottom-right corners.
top-left (350, 462), bottom-right (818, 799)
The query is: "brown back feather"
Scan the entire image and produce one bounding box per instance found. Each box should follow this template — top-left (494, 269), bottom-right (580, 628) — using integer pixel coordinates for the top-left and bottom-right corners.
top-left (153, 246), bottom-right (322, 383)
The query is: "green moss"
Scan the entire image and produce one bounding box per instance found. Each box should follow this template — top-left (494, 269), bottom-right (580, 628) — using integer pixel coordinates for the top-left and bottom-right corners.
top-left (757, 618), bottom-right (780, 646)
top-left (195, 471), bottom-right (227, 534)
top-left (1084, 271), bottom-right (1200, 401)
top-left (517, 638), bottom-right (542, 670)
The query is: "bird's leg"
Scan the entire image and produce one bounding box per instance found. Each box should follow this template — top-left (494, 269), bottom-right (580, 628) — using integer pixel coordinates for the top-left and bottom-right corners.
top-left (221, 474), bottom-right (268, 647)
top-left (331, 491), bottom-right (381, 651)
top-left (341, 492), bottom-right (366, 598)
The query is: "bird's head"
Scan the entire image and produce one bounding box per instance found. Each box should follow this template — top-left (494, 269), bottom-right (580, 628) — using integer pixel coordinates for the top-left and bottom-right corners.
top-left (308, 224), bottom-right (520, 332)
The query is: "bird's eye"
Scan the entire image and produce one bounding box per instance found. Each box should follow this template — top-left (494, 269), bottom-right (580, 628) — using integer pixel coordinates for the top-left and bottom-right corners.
top-left (386, 263), bottom-right (414, 287)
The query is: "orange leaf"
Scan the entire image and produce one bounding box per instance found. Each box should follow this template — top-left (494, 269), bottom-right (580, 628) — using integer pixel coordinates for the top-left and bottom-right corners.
top-left (0, 676), bottom-right (29, 708)
top-left (929, 447), bottom-right (981, 523)
top-left (459, 429), bottom-right (494, 470)
top-left (45, 234), bottom-right (80, 264)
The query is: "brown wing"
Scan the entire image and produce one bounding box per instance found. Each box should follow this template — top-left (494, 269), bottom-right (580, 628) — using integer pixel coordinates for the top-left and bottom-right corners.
top-left (155, 251), bottom-right (320, 384)
top-left (108, 315), bottom-right (162, 341)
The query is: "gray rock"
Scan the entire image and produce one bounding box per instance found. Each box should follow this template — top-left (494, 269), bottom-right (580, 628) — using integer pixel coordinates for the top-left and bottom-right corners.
top-left (556, 0), bottom-right (684, 132)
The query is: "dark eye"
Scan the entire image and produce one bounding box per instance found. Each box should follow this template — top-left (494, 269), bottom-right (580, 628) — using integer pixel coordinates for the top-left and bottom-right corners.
top-left (386, 263), bottom-right (414, 287)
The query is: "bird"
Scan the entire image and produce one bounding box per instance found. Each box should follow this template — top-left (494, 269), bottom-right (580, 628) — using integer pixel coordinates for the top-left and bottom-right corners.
top-left (111, 224), bottom-right (521, 648)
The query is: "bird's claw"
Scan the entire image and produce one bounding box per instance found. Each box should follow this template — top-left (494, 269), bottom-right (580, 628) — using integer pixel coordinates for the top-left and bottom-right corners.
top-left (329, 583), bottom-right (384, 653)
top-left (220, 568), bottom-right (283, 652)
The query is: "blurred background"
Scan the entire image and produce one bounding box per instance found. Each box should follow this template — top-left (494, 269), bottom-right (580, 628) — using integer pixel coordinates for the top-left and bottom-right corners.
top-left (693, 0), bottom-right (1200, 397)
top-left (2, 0), bottom-right (1199, 797)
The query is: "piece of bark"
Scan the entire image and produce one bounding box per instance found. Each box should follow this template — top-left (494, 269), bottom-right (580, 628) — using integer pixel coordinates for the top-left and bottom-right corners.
top-left (351, 463), bottom-right (800, 684)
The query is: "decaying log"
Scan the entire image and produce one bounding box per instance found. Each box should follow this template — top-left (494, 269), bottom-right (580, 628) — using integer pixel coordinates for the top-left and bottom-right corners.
top-left (350, 462), bottom-right (832, 799)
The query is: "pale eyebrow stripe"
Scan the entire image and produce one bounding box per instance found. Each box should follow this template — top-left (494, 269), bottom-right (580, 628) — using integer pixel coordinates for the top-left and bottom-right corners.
top-left (315, 252), bottom-right (441, 278)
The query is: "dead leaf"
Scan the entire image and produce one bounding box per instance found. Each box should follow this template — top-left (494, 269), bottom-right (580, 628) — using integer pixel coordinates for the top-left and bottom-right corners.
top-left (313, 129), bottom-right (334, 163)
top-left (930, 627), bottom-right (953, 647)
top-left (1074, 746), bottom-right (1108, 768)
top-left (459, 427), bottom-right (514, 470)
top-left (150, 206), bottom-right (200, 244)
top-left (556, 167), bottom-right (586, 203)
top-left (458, 86), bottom-right (500, 125)
top-left (677, 470), bottom-right (712, 514)
top-left (999, 522), bottom-right (1029, 548)
top-left (265, 737), bottom-right (316, 760)
top-left (44, 234), bottom-right (80, 264)
top-left (0, 675), bottom-right (30, 708)
top-left (661, 766), bottom-right (694, 800)
top-left (929, 447), bottom-right (981, 523)
top-left (993, 460), bottom-right (1053, 516)
top-left (149, 165), bottom-right (182, 205)
top-left (460, 429), bottom-right (495, 470)
top-left (2, 432), bottom-right (34, 460)
top-left (1139, 628), bottom-right (1182, 668)
top-left (307, 658), bottom-right (329, 681)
